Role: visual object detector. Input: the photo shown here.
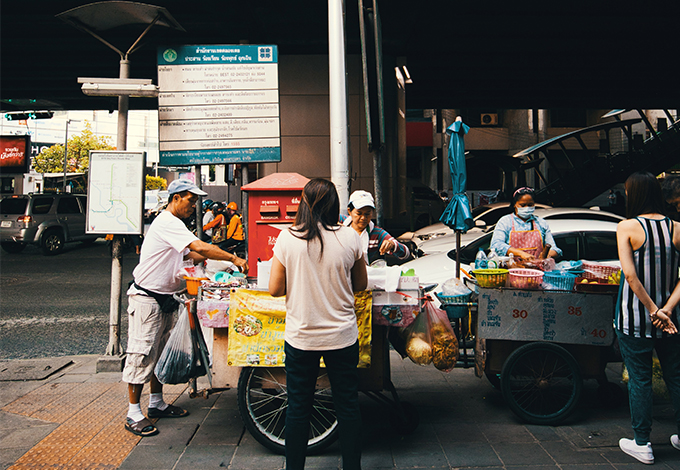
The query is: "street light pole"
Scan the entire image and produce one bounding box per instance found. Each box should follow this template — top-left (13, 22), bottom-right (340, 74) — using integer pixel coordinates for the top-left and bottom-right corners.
top-left (63, 120), bottom-right (71, 193)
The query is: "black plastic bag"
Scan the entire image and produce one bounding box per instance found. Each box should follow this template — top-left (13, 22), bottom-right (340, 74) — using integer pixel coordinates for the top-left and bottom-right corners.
top-left (155, 301), bottom-right (207, 384)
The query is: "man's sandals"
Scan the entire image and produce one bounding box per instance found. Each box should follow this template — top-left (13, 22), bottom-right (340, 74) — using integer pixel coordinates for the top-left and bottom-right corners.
top-left (125, 417), bottom-right (158, 437)
top-left (148, 404), bottom-right (189, 419)
top-left (125, 405), bottom-right (189, 437)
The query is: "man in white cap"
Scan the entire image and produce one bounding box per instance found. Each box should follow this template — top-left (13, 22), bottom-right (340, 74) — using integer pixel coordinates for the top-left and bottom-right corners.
top-left (123, 179), bottom-right (248, 437)
top-left (341, 190), bottom-right (410, 264)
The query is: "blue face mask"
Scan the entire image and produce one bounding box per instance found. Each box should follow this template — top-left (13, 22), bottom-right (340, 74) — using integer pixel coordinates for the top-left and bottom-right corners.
top-left (516, 206), bottom-right (535, 219)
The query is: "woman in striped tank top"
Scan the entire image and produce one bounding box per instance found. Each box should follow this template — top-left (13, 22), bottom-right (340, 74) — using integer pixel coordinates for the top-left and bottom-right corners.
top-left (616, 171), bottom-right (680, 465)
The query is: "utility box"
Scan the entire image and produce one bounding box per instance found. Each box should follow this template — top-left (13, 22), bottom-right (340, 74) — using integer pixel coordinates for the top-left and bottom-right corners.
top-left (241, 173), bottom-right (309, 277)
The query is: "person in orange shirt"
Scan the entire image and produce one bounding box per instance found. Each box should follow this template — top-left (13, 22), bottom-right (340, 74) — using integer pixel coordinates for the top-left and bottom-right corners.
top-left (203, 201), bottom-right (244, 252)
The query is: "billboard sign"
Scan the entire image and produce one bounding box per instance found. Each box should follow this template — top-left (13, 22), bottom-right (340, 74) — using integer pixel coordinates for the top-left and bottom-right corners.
top-left (157, 44), bottom-right (281, 166)
top-left (0, 135), bottom-right (30, 174)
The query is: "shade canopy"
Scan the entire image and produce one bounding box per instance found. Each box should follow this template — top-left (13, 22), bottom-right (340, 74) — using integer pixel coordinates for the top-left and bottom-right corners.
top-left (439, 119), bottom-right (473, 233)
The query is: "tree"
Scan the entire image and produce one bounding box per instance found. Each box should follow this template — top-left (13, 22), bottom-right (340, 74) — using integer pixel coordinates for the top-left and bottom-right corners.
top-left (146, 175), bottom-right (167, 190)
top-left (33, 121), bottom-right (115, 173)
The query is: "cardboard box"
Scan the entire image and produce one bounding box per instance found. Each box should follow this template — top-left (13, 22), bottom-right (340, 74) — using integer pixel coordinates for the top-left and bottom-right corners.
top-left (397, 276), bottom-right (419, 290)
top-left (372, 290), bottom-right (420, 327)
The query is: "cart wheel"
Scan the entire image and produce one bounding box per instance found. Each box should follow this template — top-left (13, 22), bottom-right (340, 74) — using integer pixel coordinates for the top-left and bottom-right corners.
top-left (500, 343), bottom-right (582, 425)
top-left (237, 367), bottom-right (339, 455)
top-left (389, 401), bottom-right (419, 435)
top-left (484, 371), bottom-right (501, 390)
top-left (597, 381), bottom-right (626, 409)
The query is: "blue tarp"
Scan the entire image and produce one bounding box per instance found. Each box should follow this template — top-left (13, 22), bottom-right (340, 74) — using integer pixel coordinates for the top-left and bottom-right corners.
top-left (439, 119), bottom-right (473, 232)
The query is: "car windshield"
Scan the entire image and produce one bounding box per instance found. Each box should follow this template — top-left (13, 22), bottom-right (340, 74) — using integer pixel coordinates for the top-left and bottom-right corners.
top-left (479, 206), bottom-right (512, 226)
top-left (0, 198), bottom-right (28, 215)
top-left (471, 205), bottom-right (491, 218)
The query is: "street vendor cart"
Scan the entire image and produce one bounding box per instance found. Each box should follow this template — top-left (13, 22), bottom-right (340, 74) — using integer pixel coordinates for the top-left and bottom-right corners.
top-left (439, 266), bottom-right (623, 426)
top-left (193, 284), bottom-right (422, 455)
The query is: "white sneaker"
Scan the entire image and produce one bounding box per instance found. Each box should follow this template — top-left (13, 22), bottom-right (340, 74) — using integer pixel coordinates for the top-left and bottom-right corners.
top-left (671, 434), bottom-right (680, 451)
top-left (619, 438), bottom-right (654, 464)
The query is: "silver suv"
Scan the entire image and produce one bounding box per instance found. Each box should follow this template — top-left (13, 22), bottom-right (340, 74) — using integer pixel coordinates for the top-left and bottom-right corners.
top-left (0, 193), bottom-right (99, 255)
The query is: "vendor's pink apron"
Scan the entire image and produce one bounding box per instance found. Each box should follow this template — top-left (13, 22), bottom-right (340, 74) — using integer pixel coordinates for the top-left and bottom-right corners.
top-left (509, 218), bottom-right (543, 258)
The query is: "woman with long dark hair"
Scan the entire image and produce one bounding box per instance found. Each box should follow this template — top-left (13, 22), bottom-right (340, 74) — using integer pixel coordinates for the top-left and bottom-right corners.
top-left (269, 178), bottom-right (367, 470)
top-left (616, 171), bottom-right (680, 464)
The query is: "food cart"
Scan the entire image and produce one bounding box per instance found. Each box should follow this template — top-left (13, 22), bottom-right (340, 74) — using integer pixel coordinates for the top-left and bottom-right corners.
top-left (439, 265), bottom-right (623, 425)
top-left (190, 282), bottom-right (423, 455)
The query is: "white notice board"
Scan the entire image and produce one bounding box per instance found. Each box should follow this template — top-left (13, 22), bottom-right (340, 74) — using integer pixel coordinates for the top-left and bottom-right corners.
top-left (157, 44), bottom-right (281, 166)
top-left (86, 151), bottom-right (146, 235)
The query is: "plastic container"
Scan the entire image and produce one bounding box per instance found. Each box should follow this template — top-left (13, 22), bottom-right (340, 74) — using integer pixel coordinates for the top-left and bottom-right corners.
top-left (471, 268), bottom-right (509, 288)
top-left (581, 261), bottom-right (621, 281)
top-left (185, 276), bottom-right (209, 296)
top-left (475, 248), bottom-right (488, 269)
top-left (542, 271), bottom-right (577, 291)
top-left (436, 292), bottom-right (473, 319)
top-left (508, 268), bottom-right (544, 289)
top-left (574, 277), bottom-right (620, 293)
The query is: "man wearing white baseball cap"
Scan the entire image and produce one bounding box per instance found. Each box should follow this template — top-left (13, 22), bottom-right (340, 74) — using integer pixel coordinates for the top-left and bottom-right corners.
top-left (123, 178), bottom-right (248, 437)
top-left (341, 190), bottom-right (410, 264)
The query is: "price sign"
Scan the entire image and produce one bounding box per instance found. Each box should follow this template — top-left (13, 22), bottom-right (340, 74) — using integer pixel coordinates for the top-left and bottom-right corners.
top-left (477, 288), bottom-right (614, 346)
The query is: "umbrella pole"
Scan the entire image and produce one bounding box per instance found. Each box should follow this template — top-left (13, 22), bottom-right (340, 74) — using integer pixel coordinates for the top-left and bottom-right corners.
top-left (456, 231), bottom-right (461, 279)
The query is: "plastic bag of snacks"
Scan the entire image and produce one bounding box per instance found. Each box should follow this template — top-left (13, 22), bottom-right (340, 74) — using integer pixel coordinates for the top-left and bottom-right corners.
top-left (403, 308), bottom-right (433, 366)
top-left (424, 300), bottom-right (459, 372)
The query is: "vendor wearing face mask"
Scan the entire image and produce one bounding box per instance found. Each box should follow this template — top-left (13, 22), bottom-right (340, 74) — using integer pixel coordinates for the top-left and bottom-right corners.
top-left (489, 187), bottom-right (562, 260)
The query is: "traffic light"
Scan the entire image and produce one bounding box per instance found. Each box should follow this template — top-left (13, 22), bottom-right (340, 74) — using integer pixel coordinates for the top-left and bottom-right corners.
top-left (3, 110), bottom-right (54, 121)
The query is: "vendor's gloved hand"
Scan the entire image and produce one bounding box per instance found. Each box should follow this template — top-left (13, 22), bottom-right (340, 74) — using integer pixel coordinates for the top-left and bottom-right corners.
top-left (233, 257), bottom-right (249, 275)
top-left (379, 239), bottom-right (395, 255)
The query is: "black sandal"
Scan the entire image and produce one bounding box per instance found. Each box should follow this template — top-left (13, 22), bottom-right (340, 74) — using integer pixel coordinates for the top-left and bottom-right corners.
top-left (148, 404), bottom-right (189, 419)
top-left (125, 417), bottom-right (158, 436)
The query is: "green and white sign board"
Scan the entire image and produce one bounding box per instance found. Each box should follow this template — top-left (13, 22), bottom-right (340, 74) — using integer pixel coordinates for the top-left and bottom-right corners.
top-left (157, 45), bottom-right (281, 166)
top-left (86, 151), bottom-right (146, 235)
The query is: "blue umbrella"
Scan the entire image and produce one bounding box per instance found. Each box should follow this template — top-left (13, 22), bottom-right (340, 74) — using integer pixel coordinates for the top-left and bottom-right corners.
top-left (439, 117), bottom-right (473, 278)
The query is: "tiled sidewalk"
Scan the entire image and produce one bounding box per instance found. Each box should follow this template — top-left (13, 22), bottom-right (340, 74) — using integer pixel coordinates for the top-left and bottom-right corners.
top-left (3, 353), bottom-right (680, 469)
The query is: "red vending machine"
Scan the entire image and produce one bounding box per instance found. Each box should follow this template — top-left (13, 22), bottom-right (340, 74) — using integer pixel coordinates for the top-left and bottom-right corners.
top-left (241, 173), bottom-right (310, 277)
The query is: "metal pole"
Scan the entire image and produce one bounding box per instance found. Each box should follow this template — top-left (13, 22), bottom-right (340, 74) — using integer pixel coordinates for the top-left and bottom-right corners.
top-left (63, 120), bottom-right (70, 192)
top-left (195, 165), bottom-right (203, 240)
top-left (328, 0), bottom-right (350, 208)
top-left (106, 59), bottom-right (130, 356)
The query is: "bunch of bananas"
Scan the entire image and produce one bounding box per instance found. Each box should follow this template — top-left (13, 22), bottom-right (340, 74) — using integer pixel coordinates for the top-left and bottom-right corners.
top-left (608, 270), bottom-right (622, 285)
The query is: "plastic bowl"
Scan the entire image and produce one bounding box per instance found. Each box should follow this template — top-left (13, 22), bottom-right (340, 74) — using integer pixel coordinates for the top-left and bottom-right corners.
top-left (508, 268), bottom-right (544, 290)
top-left (471, 268), bottom-right (509, 288)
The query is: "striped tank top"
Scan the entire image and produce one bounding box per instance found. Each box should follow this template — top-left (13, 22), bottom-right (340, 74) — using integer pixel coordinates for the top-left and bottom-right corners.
top-left (615, 217), bottom-right (679, 337)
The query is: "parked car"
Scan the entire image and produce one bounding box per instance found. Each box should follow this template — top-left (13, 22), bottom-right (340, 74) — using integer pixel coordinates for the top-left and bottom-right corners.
top-left (413, 206), bottom-right (624, 256)
top-left (397, 202), bottom-right (552, 254)
top-left (145, 190), bottom-right (170, 223)
top-left (401, 218), bottom-right (621, 294)
top-left (0, 193), bottom-right (99, 255)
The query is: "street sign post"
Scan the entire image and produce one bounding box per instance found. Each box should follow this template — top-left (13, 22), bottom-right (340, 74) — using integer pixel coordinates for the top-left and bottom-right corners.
top-left (157, 44), bottom-right (281, 166)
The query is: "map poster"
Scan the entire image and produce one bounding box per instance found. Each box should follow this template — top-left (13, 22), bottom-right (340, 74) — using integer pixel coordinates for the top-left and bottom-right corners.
top-left (86, 151), bottom-right (146, 235)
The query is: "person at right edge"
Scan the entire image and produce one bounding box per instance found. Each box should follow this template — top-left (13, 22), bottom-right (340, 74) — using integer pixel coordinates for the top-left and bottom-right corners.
top-left (269, 178), bottom-right (367, 470)
top-left (616, 171), bottom-right (680, 465)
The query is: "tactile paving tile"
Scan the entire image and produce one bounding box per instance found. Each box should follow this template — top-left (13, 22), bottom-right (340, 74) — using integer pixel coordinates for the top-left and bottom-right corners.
top-left (2, 382), bottom-right (78, 418)
top-left (8, 383), bottom-right (188, 469)
top-left (31, 383), bottom-right (117, 423)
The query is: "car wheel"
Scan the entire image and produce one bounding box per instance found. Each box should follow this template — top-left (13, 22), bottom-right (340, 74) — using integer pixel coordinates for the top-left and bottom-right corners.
top-left (41, 229), bottom-right (65, 255)
top-left (1, 242), bottom-right (26, 254)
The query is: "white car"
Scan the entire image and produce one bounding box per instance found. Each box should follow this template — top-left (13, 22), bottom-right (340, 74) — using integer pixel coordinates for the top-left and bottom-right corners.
top-left (402, 218), bottom-right (621, 293)
top-left (397, 202), bottom-right (551, 253)
top-left (415, 207), bottom-right (623, 256)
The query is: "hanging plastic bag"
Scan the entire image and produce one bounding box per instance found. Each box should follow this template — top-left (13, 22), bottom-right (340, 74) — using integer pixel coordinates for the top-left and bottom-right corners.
top-left (403, 306), bottom-right (433, 366)
top-left (155, 301), bottom-right (207, 384)
top-left (425, 299), bottom-right (459, 372)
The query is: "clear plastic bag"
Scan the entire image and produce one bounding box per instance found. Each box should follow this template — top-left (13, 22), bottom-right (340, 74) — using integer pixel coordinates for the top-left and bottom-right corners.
top-left (154, 301), bottom-right (207, 384)
top-left (403, 306), bottom-right (433, 366)
top-left (425, 300), bottom-right (459, 372)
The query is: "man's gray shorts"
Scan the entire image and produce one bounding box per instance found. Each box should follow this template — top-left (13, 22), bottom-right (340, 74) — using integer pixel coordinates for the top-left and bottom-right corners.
top-left (122, 294), bottom-right (175, 385)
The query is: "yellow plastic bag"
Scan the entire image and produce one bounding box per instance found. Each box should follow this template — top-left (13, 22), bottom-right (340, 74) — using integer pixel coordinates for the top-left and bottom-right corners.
top-left (354, 290), bottom-right (373, 368)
